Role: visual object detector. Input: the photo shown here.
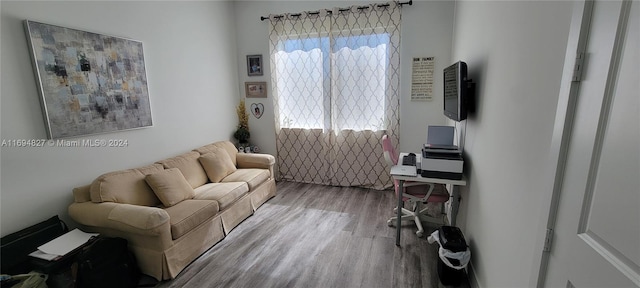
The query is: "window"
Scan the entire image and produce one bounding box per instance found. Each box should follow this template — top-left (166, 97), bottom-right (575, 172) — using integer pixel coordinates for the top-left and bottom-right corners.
top-left (274, 33), bottom-right (389, 131)
top-left (267, 2), bottom-right (402, 189)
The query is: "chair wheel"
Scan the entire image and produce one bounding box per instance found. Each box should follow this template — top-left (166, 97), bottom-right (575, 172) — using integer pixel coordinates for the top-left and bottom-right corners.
top-left (387, 220), bottom-right (393, 227)
top-left (416, 231), bottom-right (423, 237)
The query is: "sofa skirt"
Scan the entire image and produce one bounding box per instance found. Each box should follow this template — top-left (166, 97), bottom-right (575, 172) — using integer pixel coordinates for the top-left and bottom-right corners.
top-left (249, 178), bottom-right (277, 211)
top-left (162, 215), bottom-right (224, 279)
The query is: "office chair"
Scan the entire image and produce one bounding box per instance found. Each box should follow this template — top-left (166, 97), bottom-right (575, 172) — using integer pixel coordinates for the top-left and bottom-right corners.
top-left (382, 134), bottom-right (450, 237)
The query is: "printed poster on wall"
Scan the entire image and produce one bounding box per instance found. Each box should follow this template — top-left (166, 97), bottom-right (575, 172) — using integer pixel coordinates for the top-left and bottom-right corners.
top-left (411, 57), bottom-right (434, 101)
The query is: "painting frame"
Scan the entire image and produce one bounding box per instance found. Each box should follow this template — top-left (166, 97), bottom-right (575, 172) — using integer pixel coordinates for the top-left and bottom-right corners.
top-left (24, 20), bottom-right (153, 139)
top-left (246, 54), bottom-right (263, 76)
top-left (245, 82), bottom-right (267, 98)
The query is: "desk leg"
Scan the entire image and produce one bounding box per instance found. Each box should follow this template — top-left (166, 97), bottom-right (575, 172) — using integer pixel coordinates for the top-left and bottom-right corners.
top-left (450, 185), bottom-right (460, 226)
top-left (396, 180), bottom-right (403, 246)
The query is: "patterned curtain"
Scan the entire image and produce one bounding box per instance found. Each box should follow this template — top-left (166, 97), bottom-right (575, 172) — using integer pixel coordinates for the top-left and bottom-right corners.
top-left (268, 1), bottom-right (402, 190)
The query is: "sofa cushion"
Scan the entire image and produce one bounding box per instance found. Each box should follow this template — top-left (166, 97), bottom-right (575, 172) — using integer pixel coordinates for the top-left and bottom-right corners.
top-left (156, 151), bottom-right (208, 189)
top-left (193, 182), bottom-right (248, 210)
top-left (145, 168), bottom-right (195, 207)
top-left (194, 141), bottom-right (238, 166)
top-left (163, 200), bottom-right (219, 240)
top-left (90, 164), bottom-right (164, 206)
top-left (222, 169), bottom-right (270, 190)
top-left (199, 148), bottom-right (237, 183)
top-left (108, 203), bottom-right (170, 232)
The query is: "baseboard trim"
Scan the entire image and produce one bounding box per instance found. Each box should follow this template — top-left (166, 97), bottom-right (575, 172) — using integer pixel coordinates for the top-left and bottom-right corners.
top-left (467, 261), bottom-right (481, 288)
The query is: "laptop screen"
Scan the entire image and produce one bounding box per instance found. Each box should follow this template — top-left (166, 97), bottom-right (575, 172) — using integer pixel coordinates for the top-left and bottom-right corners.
top-left (427, 126), bottom-right (454, 146)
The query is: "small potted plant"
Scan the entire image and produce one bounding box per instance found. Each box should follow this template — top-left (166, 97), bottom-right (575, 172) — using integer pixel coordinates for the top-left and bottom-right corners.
top-left (233, 100), bottom-right (250, 148)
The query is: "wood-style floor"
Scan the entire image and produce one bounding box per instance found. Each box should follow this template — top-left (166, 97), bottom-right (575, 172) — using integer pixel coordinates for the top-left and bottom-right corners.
top-left (154, 181), bottom-right (470, 288)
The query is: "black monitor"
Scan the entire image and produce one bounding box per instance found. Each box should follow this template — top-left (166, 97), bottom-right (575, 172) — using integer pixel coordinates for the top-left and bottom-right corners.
top-left (443, 61), bottom-right (469, 122)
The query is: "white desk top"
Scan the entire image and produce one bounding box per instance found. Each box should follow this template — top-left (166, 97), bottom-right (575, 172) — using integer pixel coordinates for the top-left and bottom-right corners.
top-left (390, 171), bottom-right (467, 186)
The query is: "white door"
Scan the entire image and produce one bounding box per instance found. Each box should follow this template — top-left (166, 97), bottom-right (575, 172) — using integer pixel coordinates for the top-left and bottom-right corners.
top-left (543, 0), bottom-right (639, 287)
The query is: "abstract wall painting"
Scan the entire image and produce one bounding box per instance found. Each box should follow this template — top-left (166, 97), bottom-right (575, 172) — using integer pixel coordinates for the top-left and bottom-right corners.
top-left (24, 20), bottom-right (153, 139)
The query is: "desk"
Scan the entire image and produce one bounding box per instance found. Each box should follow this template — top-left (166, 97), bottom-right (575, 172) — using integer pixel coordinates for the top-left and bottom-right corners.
top-left (390, 153), bottom-right (467, 246)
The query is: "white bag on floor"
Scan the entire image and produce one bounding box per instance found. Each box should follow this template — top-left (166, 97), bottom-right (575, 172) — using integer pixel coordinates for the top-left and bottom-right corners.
top-left (428, 230), bottom-right (471, 270)
top-left (2, 271), bottom-right (48, 288)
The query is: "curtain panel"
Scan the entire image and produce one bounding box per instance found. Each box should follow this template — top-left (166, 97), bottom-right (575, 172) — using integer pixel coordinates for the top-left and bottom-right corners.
top-left (268, 1), bottom-right (402, 190)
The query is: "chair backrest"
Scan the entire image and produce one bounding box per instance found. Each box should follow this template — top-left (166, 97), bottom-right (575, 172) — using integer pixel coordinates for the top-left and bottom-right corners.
top-left (382, 135), bottom-right (398, 166)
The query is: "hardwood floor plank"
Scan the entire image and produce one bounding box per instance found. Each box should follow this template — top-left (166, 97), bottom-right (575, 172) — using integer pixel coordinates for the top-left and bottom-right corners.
top-left (154, 181), bottom-right (470, 288)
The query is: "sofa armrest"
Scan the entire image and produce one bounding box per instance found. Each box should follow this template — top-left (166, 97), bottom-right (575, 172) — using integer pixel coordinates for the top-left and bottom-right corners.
top-left (236, 153), bottom-right (276, 178)
top-left (73, 184), bottom-right (92, 203)
top-left (236, 153), bottom-right (275, 169)
top-left (69, 202), bottom-right (170, 237)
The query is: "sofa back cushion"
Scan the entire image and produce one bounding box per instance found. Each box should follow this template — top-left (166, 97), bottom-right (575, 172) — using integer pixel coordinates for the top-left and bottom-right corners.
top-left (156, 151), bottom-right (208, 189)
top-left (221, 169), bottom-right (270, 190)
top-left (194, 141), bottom-right (238, 166)
top-left (145, 168), bottom-right (195, 207)
top-left (90, 164), bottom-right (164, 206)
top-left (199, 148), bottom-right (237, 183)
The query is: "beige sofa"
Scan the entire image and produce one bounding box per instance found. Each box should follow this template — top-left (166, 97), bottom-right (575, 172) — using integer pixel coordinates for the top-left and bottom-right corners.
top-left (68, 140), bottom-right (276, 281)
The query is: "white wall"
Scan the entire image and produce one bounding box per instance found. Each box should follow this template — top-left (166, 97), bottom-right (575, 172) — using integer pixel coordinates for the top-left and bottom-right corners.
top-left (233, 1), bottom-right (455, 156)
top-left (450, 1), bottom-right (573, 287)
top-left (0, 1), bottom-right (239, 236)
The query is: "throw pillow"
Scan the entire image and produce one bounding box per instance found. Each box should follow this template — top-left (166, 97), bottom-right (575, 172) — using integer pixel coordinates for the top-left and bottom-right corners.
top-left (156, 151), bottom-right (208, 189)
top-left (199, 148), bottom-right (237, 183)
top-left (145, 168), bottom-right (195, 207)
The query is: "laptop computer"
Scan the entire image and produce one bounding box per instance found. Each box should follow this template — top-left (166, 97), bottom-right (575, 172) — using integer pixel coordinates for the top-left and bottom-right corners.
top-left (425, 126), bottom-right (458, 150)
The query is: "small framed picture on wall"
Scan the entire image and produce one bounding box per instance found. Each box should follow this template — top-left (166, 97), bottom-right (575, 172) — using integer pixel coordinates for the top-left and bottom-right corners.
top-left (245, 82), bottom-right (267, 98)
top-left (247, 55), bottom-right (263, 76)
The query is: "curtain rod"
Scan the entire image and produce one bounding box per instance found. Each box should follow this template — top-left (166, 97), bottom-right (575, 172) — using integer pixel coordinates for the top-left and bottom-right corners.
top-left (260, 0), bottom-right (412, 21)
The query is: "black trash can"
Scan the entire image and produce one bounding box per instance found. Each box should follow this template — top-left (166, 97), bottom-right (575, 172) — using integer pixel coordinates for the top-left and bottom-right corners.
top-left (437, 255), bottom-right (465, 286)
top-left (436, 226), bottom-right (468, 287)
